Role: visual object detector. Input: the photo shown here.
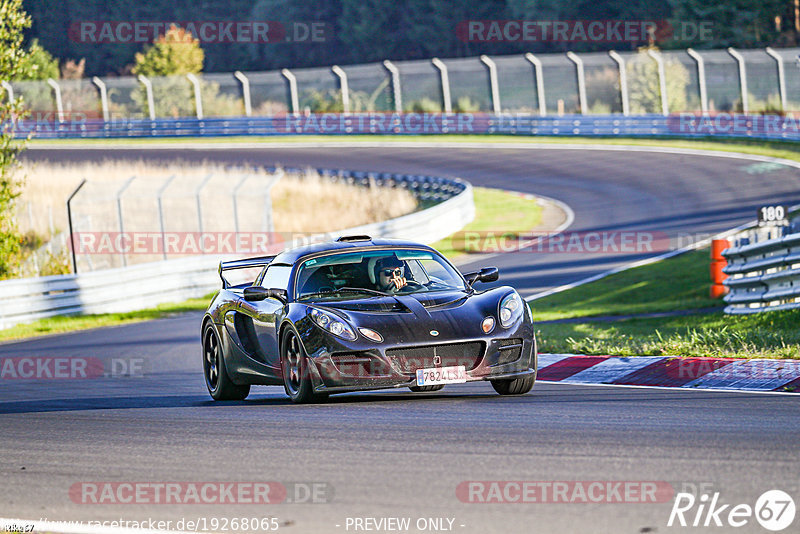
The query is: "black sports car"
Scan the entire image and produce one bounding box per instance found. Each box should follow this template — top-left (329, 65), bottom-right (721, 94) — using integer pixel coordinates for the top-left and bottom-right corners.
top-left (201, 235), bottom-right (537, 403)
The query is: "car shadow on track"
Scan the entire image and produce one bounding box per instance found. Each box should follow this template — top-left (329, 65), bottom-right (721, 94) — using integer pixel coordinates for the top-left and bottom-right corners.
top-left (0, 385), bottom-right (757, 414)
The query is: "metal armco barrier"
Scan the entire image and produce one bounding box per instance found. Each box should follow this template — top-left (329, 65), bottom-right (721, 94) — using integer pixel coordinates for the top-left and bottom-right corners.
top-left (722, 230), bottom-right (800, 314)
top-left (10, 113), bottom-right (800, 142)
top-left (0, 171), bottom-right (474, 329)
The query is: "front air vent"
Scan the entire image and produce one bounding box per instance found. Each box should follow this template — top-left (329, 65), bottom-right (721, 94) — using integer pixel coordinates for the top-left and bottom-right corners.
top-left (386, 342), bottom-right (485, 374)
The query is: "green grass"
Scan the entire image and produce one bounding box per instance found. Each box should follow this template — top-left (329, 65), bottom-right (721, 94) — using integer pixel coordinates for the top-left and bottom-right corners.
top-left (0, 187), bottom-right (537, 342)
top-left (532, 248), bottom-right (800, 359)
top-left (533, 249), bottom-right (722, 321)
top-left (432, 187), bottom-right (542, 259)
top-left (0, 295), bottom-right (213, 343)
top-left (537, 311), bottom-right (800, 359)
top-left (27, 135), bottom-right (800, 164)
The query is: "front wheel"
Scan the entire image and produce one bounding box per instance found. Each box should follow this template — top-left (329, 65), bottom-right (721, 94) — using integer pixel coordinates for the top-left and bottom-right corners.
top-left (280, 328), bottom-right (328, 404)
top-left (491, 375), bottom-right (535, 395)
top-left (203, 322), bottom-right (250, 401)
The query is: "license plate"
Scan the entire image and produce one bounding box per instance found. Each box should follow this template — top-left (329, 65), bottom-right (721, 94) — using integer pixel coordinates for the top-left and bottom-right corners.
top-left (416, 365), bottom-right (467, 386)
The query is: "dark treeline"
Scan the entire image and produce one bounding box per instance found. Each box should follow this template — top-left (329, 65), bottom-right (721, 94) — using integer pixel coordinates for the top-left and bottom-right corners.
top-left (22, 0), bottom-right (800, 76)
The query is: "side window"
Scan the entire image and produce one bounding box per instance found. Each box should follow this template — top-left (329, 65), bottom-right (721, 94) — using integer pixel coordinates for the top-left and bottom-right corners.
top-left (261, 265), bottom-right (292, 290)
top-left (406, 259), bottom-right (430, 284)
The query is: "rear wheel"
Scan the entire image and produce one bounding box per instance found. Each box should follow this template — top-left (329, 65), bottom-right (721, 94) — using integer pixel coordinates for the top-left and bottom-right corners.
top-left (491, 375), bottom-right (535, 395)
top-left (281, 328), bottom-right (328, 404)
top-left (409, 385), bottom-right (445, 392)
top-left (203, 322), bottom-right (250, 401)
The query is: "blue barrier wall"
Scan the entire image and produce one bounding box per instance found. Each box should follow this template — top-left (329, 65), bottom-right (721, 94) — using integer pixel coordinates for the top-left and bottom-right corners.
top-left (10, 113), bottom-right (800, 141)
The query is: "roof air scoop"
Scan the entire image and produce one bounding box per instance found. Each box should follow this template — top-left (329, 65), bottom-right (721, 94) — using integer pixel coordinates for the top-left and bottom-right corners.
top-left (336, 235), bottom-right (372, 242)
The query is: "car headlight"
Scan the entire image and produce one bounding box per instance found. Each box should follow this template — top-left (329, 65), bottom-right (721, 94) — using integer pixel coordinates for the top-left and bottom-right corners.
top-left (499, 292), bottom-right (523, 328)
top-left (310, 308), bottom-right (357, 341)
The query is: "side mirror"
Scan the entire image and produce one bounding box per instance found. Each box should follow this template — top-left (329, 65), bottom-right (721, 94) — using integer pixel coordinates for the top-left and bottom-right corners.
top-left (464, 267), bottom-right (499, 285)
top-left (244, 286), bottom-right (287, 303)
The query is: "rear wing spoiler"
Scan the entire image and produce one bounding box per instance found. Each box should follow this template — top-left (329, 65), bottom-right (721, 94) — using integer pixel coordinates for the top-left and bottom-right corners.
top-left (218, 255), bottom-right (276, 289)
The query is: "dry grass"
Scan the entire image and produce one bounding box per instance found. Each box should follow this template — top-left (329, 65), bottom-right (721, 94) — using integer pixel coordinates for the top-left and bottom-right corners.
top-left (18, 159), bottom-right (417, 235)
top-left (14, 160), bottom-right (417, 271)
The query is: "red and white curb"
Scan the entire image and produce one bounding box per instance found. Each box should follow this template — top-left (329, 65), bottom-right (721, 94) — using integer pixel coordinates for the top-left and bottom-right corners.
top-left (537, 354), bottom-right (800, 393)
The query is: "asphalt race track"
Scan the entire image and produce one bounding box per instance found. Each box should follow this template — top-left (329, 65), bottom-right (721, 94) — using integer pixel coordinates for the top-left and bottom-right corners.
top-left (2, 144), bottom-right (800, 533)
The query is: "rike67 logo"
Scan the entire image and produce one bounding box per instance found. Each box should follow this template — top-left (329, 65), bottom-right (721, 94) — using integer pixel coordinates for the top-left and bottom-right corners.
top-left (668, 489), bottom-right (795, 531)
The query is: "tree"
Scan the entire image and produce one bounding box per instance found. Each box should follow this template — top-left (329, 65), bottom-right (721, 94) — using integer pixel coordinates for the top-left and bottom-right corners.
top-left (15, 39), bottom-right (59, 80)
top-left (0, 0), bottom-right (34, 278)
top-left (668, 0), bottom-right (787, 48)
top-left (132, 25), bottom-right (204, 77)
top-left (132, 25), bottom-right (204, 118)
top-left (626, 46), bottom-right (689, 113)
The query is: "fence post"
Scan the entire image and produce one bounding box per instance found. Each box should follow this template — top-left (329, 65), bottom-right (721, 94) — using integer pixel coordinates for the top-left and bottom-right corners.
top-left (233, 71), bottom-right (252, 117)
top-left (331, 65), bottom-right (350, 115)
top-left (186, 73), bottom-right (204, 120)
top-left (727, 48), bottom-right (748, 114)
top-left (1, 81), bottom-right (13, 103)
top-left (66, 179), bottom-right (87, 274)
top-left (431, 58), bottom-right (452, 113)
top-left (524, 53), bottom-right (546, 116)
top-left (383, 60), bottom-right (402, 113)
top-left (156, 175), bottom-right (176, 261)
top-left (480, 55), bottom-right (501, 114)
top-left (116, 176), bottom-right (136, 267)
top-left (765, 47), bottom-right (786, 112)
top-left (686, 48), bottom-right (708, 113)
top-left (566, 52), bottom-right (587, 114)
top-left (646, 49), bottom-right (669, 116)
top-left (46, 78), bottom-right (64, 123)
top-left (281, 68), bottom-right (299, 116)
top-left (608, 51), bottom-right (629, 116)
top-left (137, 75), bottom-right (156, 120)
top-left (91, 77), bottom-right (110, 122)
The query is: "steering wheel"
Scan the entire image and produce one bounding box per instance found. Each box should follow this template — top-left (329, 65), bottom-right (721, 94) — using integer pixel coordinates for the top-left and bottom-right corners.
top-left (317, 286), bottom-right (335, 293)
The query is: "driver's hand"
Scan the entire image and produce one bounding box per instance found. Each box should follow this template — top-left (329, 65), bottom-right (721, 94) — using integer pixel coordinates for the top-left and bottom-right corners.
top-left (390, 273), bottom-right (407, 290)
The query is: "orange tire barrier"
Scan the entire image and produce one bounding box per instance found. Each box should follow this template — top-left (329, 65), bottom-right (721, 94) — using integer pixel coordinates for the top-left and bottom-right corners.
top-left (710, 239), bottom-right (730, 298)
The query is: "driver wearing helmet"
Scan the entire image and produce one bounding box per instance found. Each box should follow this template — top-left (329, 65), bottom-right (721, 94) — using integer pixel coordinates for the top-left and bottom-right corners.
top-left (374, 256), bottom-right (407, 292)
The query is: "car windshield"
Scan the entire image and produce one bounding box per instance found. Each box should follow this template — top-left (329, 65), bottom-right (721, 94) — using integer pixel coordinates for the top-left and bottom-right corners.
top-left (296, 248), bottom-right (466, 300)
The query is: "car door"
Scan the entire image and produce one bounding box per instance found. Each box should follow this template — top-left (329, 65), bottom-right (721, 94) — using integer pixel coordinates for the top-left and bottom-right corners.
top-left (237, 264), bottom-right (292, 372)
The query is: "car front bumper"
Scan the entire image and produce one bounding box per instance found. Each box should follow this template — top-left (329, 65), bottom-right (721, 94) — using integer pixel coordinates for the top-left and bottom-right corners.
top-left (304, 329), bottom-right (537, 394)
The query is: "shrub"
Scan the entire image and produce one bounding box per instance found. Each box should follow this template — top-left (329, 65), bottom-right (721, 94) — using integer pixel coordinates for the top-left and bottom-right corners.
top-left (627, 47), bottom-right (689, 114)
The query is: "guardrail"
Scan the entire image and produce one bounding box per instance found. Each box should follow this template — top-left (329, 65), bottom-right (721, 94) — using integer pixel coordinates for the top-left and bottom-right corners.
top-left (12, 113), bottom-right (800, 142)
top-left (0, 171), bottom-right (473, 329)
top-left (722, 225), bottom-right (800, 314)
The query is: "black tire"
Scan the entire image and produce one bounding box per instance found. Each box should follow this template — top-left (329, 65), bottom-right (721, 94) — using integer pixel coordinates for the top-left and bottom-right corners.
top-left (203, 322), bottom-right (250, 401)
top-left (491, 375), bottom-right (535, 396)
top-left (280, 328), bottom-right (328, 404)
top-left (409, 385), bottom-right (445, 392)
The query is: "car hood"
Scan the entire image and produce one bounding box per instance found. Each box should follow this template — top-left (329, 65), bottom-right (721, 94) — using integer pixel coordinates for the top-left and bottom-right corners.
top-left (314, 288), bottom-right (514, 342)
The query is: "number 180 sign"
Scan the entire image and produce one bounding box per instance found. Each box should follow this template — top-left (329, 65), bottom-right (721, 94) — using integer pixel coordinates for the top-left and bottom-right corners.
top-left (758, 205), bottom-right (788, 227)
